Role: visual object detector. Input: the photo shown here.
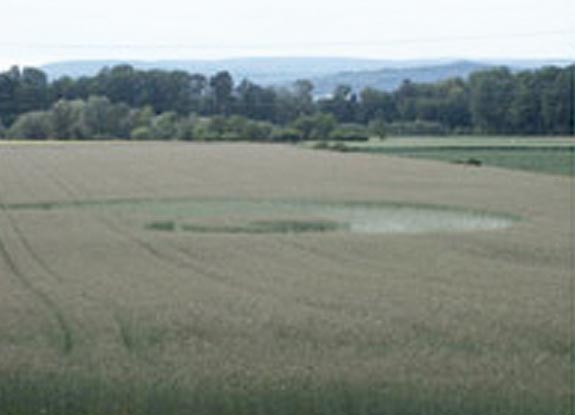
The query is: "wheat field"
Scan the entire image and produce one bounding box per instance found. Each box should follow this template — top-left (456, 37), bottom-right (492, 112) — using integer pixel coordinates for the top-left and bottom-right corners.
top-left (0, 142), bottom-right (572, 414)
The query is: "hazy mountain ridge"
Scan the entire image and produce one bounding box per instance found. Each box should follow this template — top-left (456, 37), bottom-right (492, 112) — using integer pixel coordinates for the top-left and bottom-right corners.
top-left (310, 61), bottom-right (490, 95)
top-left (41, 57), bottom-right (572, 94)
top-left (42, 57), bottom-right (416, 82)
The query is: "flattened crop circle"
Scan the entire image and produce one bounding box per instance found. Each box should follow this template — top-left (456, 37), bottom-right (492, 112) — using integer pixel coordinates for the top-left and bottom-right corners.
top-left (132, 199), bottom-right (517, 235)
top-left (6, 198), bottom-right (518, 235)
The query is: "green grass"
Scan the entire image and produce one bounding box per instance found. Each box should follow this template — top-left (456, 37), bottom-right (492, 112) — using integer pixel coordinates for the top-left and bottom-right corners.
top-left (306, 136), bottom-right (575, 176)
top-left (372, 147), bottom-right (574, 176)
top-left (343, 136), bottom-right (575, 148)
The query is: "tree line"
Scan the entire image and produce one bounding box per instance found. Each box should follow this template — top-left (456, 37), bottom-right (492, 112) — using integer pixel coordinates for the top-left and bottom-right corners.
top-left (0, 63), bottom-right (573, 140)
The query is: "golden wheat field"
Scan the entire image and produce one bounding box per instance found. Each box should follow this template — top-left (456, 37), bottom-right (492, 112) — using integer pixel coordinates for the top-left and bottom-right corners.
top-left (0, 141), bottom-right (573, 415)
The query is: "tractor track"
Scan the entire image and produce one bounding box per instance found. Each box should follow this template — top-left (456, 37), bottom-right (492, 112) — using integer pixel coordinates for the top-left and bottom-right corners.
top-left (10, 151), bottom-right (142, 354)
top-left (0, 214), bottom-right (74, 354)
top-left (0, 154), bottom-right (75, 354)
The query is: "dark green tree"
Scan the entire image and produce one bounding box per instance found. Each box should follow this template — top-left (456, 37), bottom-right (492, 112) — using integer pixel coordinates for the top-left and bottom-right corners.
top-left (541, 66), bottom-right (574, 135)
top-left (0, 66), bottom-right (21, 125)
top-left (236, 80), bottom-right (276, 121)
top-left (209, 71), bottom-right (234, 115)
top-left (394, 79), bottom-right (418, 121)
top-left (319, 84), bottom-right (357, 123)
top-left (509, 71), bottom-right (541, 134)
top-left (469, 68), bottom-right (515, 133)
top-left (358, 88), bottom-right (396, 123)
top-left (0, 118), bottom-right (6, 138)
top-left (17, 67), bottom-right (49, 114)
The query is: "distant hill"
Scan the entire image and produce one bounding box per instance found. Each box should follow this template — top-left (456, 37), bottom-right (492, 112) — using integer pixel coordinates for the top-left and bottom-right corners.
top-left (41, 57), bottom-right (572, 95)
top-left (41, 57), bottom-right (433, 83)
top-left (309, 61), bottom-right (490, 95)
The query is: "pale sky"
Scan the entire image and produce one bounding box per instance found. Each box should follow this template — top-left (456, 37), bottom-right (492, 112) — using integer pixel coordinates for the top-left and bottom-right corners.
top-left (1, 0), bottom-right (573, 69)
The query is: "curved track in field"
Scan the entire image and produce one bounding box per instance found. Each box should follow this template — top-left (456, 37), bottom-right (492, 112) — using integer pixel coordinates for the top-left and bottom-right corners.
top-left (0, 196), bottom-right (74, 355)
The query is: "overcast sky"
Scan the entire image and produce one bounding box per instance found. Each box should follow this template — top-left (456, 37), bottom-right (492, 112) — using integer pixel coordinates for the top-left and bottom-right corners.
top-left (1, 0), bottom-right (573, 69)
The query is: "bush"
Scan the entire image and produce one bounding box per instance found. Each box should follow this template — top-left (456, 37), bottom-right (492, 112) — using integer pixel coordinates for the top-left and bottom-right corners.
top-left (310, 141), bottom-right (352, 152)
top-left (129, 106), bottom-right (155, 129)
top-left (242, 121), bottom-right (273, 141)
top-left (368, 118), bottom-right (387, 139)
top-left (220, 131), bottom-right (243, 141)
top-left (193, 116), bottom-right (275, 141)
top-left (207, 115), bottom-right (228, 137)
top-left (270, 127), bottom-right (303, 142)
top-left (8, 111), bottom-right (52, 139)
top-left (328, 142), bottom-right (351, 152)
top-left (174, 116), bottom-right (197, 141)
top-left (150, 112), bottom-right (178, 140)
top-left (130, 126), bottom-right (152, 140)
top-left (310, 141), bottom-right (331, 150)
top-left (329, 123), bottom-right (370, 141)
top-left (386, 120), bottom-right (448, 136)
top-left (50, 99), bottom-right (86, 139)
top-left (291, 113), bottom-right (336, 140)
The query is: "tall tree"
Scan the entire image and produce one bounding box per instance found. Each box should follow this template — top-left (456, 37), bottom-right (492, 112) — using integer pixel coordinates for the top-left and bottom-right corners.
top-left (358, 87), bottom-right (396, 123)
top-left (0, 66), bottom-right (21, 125)
top-left (236, 80), bottom-right (276, 121)
top-left (469, 68), bottom-right (515, 133)
top-left (209, 71), bottom-right (234, 115)
top-left (394, 79), bottom-right (418, 121)
top-left (509, 71), bottom-right (541, 134)
top-left (319, 84), bottom-right (358, 123)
